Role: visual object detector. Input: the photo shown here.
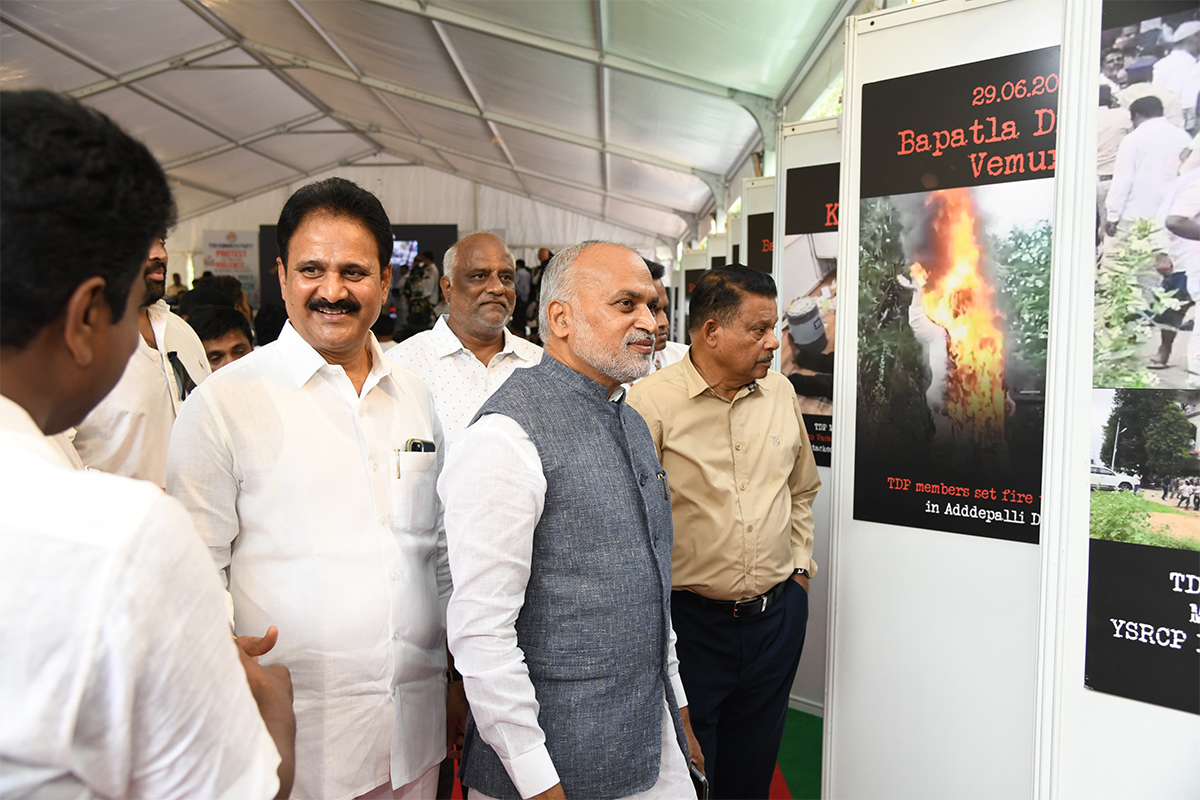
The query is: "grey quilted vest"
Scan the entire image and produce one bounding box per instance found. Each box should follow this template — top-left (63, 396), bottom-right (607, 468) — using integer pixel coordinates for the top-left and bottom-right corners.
top-left (459, 356), bottom-right (687, 799)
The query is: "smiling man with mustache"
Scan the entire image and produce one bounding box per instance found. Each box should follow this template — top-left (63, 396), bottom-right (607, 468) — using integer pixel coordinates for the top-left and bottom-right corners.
top-left (71, 232), bottom-right (210, 487)
top-left (167, 177), bottom-right (461, 800)
top-left (627, 264), bottom-right (821, 800)
top-left (388, 232), bottom-right (542, 450)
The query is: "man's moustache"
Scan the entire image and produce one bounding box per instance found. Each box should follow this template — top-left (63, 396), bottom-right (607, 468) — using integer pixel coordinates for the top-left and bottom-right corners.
top-left (308, 299), bottom-right (362, 313)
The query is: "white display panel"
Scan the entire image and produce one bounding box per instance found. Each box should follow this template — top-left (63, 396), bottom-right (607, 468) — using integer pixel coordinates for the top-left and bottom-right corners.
top-left (776, 117), bottom-right (842, 719)
top-left (827, 0), bottom-right (1061, 796)
top-left (1037, 0), bottom-right (1200, 795)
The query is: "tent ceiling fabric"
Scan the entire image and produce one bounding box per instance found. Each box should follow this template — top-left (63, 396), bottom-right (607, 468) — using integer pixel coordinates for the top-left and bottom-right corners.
top-left (0, 0), bottom-right (851, 244)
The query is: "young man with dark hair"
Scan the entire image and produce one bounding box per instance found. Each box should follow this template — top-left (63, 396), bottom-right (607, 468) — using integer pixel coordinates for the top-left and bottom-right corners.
top-left (188, 304), bottom-right (254, 370)
top-left (168, 176), bottom-right (461, 800)
top-left (628, 264), bottom-right (820, 800)
top-left (0, 89), bottom-right (293, 800)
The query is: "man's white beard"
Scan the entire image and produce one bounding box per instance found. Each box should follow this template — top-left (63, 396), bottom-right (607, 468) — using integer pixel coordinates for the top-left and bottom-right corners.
top-left (573, 310), bottom-right (654, 385)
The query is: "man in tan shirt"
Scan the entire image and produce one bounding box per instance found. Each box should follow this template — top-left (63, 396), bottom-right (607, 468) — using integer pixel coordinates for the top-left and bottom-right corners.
top-left (627, 264), bottom-right (820, 800)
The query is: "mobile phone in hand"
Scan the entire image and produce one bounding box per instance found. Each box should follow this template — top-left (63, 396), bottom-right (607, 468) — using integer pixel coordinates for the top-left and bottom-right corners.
top-left (689, 763), bottom-right (708, 800)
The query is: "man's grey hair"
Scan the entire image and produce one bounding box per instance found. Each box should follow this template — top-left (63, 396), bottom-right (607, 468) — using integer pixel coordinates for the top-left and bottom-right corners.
top-left (443, 231), bottom-right (514, 284)
top-left (538, 240), bottom-right (649, 343)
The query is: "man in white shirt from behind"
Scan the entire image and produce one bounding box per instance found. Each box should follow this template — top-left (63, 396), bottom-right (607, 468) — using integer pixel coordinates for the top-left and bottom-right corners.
top-left (0, 88), bottom-right (293, 800)
top-left (71, 233), bottom-right (210, 487)
top-left (388, 231), bottom-right (542, 447)
top-left (167, 177), bottom-right (462, 800)
top-left (1105, 94), bottom-right (1193, 239)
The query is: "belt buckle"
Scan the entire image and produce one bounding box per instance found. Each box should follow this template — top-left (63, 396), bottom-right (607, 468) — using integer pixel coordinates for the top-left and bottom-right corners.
top-left (732, 594), bottom-right (767, 618)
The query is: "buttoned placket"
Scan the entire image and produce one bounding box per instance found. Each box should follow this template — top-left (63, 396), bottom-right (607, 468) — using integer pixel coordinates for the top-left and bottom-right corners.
top-left (728, 386), bottom-right (758, 596)
top-left (330, 364), bottom-right (403, 708)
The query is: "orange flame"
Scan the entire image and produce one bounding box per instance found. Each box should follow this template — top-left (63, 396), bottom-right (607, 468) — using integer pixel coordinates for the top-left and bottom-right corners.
top-left (909, 188), bottom-right (1005, 447)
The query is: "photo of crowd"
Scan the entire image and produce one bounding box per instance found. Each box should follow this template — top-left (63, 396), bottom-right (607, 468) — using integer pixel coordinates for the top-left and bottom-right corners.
top-left (1094, 7), bottom-right (1200, 388)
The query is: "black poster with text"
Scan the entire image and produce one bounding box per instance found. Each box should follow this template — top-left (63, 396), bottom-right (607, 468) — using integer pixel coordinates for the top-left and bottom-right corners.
top-left (854, 46), bottom-right (1059, 543)
top-left (783, 163), bottom-right (840, 467)
top-left (746, 212), bottom-right (774, 273)
top-left (1085, 540), bottom-right (1200, 714)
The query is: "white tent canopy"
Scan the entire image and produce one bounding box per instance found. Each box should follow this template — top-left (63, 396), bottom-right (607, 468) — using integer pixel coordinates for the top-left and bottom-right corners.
top-left (1, 0), bottom-right (863, 256)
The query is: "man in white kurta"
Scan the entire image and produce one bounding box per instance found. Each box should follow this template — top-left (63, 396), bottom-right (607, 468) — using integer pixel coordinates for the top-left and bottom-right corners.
top-left (73, 238), bottom-right (209, 487)
top-left (167, 177), bottom-right (454, 800)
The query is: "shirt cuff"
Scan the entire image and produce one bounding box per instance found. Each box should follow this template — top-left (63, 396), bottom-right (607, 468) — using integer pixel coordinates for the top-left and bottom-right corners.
top-left (503, 743), bottom-right (559, 799)
top-left (791, 546), bottom-right (818, 578)
top-left (671, 673), bottom-right (688, 709)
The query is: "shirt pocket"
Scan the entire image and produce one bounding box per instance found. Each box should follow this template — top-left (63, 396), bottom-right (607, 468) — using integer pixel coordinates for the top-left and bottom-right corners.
top-left (391, 450), bottom-right (438, 534)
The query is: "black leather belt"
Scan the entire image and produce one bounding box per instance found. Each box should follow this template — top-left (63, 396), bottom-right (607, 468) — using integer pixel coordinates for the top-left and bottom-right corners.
top-left (675, 580), bottom-right (788, 618)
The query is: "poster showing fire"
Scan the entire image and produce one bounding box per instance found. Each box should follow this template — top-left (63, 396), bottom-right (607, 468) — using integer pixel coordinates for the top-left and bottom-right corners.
top-left (782, 163), bottom-right (839, 467)
top-left (1085, 0), bottom-right (1200, 716)
top-left (202, 230), bottom-right (260, 307)
top-left (853, 46), bottom-right (1058, 543)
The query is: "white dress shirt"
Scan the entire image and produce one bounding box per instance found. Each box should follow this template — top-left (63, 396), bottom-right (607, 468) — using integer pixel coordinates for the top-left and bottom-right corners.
top-left (1106, 116), bottom-right (1193, 224)
top-left (0, 395), bottom-right (279, 800)
top-left (166, 322), bottom-right (451, 800)
top-left (1152, 49), bottom-right (1198, 115)
top-left (386, 315), bottom-right (542, 446)
top-left (439, 410), bottom-right (689, 799)
top-left (653, 341), bottom-right (689, 373)
top-left (73, 299), bottom-right (209, 487)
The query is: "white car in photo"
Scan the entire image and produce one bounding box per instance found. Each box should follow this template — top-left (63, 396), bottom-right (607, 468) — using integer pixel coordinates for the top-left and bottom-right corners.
top-left (1089, 464), bottom-right (1140, 492)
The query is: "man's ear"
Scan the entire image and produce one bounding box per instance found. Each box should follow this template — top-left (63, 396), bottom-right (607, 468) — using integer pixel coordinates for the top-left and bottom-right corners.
top-left (545, 298), bottom-right (572, 339)
top-left (61, 276), bottom-right (111, 368)
top-left (380, 263), bottom-right (392, 293)
top-left (701, 318), bottom-right (721, 347)
top-left (276, 256), bottom-right (287, 295)
top-left (439, 274), bottom-right (451, 298)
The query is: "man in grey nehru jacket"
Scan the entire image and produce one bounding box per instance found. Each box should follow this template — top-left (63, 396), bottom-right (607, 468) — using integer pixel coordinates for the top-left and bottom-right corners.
top-left (439, 241), bottom-right (703, 800)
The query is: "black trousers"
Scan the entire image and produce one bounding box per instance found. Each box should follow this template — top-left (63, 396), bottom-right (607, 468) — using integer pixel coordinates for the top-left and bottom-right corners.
top-left (671, 580), bottom-right (809, 800)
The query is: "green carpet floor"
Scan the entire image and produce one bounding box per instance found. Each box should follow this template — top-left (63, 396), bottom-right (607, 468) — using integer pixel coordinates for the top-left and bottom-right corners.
top-left (777, 709), bottom-right (823, 799)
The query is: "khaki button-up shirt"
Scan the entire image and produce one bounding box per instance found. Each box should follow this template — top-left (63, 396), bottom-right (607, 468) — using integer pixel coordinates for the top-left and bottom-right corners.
top-left (628, 352), bottom-right (821, 601)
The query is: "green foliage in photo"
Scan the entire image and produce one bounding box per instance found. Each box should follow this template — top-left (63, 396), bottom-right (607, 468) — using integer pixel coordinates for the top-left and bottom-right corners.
top-left (1093, 220), bottom-right (1178, 388)
top-left (993, 221), bottom-right (1051, 384)
top-left (856, 198), bottom-right (931, 445)
top-left (1090, 490), bottom-right (1200, 551)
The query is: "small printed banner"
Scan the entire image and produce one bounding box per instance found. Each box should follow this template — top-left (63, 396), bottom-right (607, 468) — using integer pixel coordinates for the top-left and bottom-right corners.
top-left (202, 230), bottom-right (260, 307)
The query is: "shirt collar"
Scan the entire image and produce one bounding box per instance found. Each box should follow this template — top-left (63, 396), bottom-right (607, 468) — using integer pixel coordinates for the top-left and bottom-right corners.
top-left (0, 394), bottom-right (73, 467)
top-left (276, 321), bottom-right (396, 394)
top-left (680, 350), bottom-right (766, 400)
top-left (430, 314), bottom-right (536, 363)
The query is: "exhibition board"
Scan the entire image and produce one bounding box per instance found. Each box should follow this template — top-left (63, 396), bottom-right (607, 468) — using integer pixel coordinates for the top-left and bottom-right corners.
top-left (825, 0), bottom-right (1059, 795)
top-left (774, 117), bottom-right (842, 718)
top-left (1035, 0), bottom-right (1200, 795)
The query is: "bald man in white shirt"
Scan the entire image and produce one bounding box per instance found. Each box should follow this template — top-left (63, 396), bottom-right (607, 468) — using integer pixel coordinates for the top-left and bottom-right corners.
top-left (388, 232), bottom-right (542, 448)
top-left (0, 89), bottom-right (293, 800)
